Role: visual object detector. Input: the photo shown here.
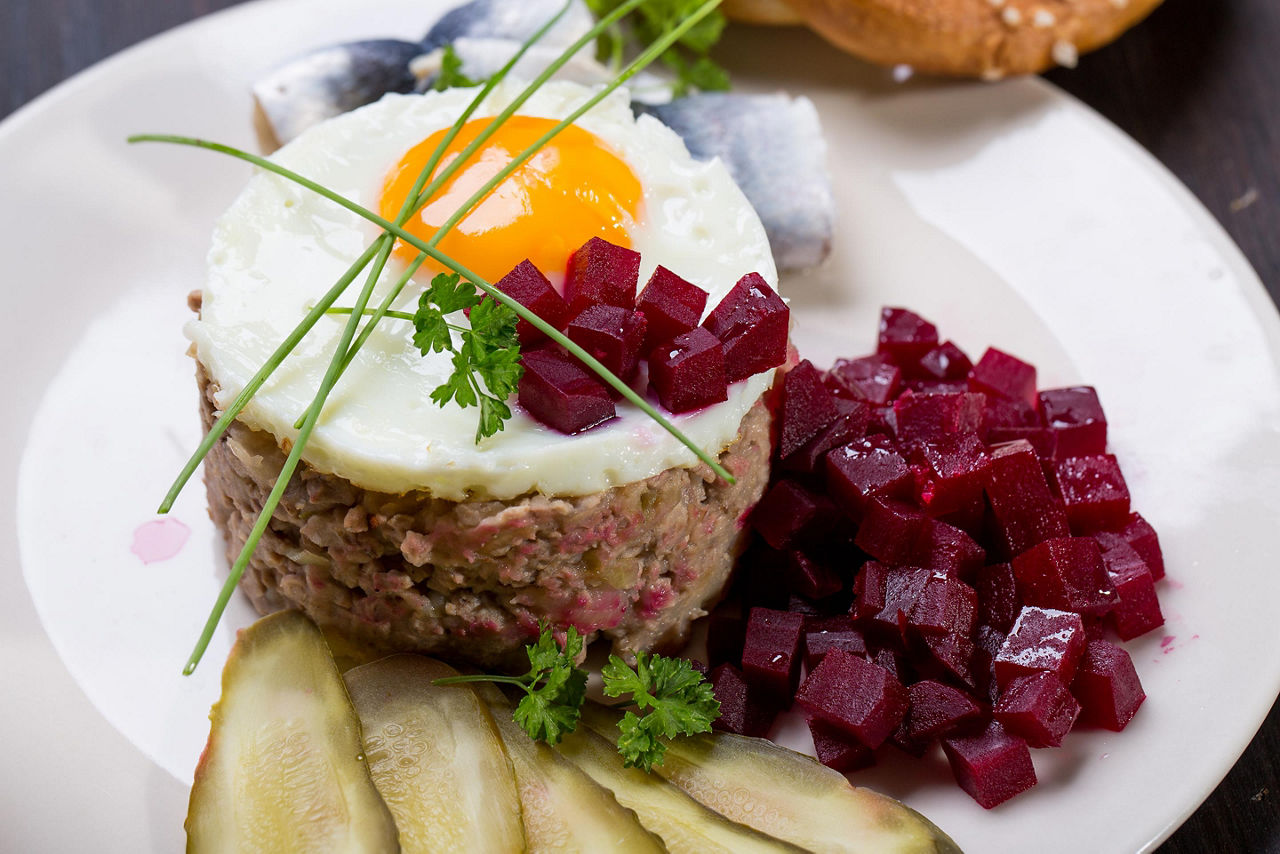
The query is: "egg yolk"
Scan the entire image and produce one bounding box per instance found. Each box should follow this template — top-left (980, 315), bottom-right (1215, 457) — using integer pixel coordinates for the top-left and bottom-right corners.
top-left (379, 116), bottom-right (643, 285)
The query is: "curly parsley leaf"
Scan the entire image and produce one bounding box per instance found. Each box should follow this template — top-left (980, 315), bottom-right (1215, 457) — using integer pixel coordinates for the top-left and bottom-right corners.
top-left (412, 272), bottom-right (522, 442)
top-left (584, 0), bottom-right (730, 96)
top-left (434, 43), bottom-right (480, 91)
top-left (510, 626), bottom-right (588, 744)
top-left (602, 651), bottom-right (720, 771)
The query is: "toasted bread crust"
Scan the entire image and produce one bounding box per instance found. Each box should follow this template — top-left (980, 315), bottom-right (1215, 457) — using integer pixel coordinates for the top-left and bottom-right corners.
top-left (731, 0), bottom-right (1163, 76)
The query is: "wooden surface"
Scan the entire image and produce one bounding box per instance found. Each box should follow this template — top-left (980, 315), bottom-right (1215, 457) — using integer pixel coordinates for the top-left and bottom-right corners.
top-left (3, 0), bottom-right (1277, 850)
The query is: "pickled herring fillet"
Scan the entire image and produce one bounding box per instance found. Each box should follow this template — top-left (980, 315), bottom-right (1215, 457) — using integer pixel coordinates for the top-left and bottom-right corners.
top-left (473, 684), bottom-right (666, 853)
top-left (343, 656), bottom-right (525, 854)
top-left (185, 611), bottom-right (399, 854)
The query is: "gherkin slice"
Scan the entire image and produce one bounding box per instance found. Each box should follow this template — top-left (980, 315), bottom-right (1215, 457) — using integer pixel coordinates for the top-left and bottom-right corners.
top-left (185, 611), bottom-right (399, 854)
top-left (343, 655), bottom-right (525, 854)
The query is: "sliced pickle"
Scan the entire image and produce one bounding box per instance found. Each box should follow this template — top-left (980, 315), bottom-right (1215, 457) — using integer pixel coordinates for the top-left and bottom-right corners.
top-left (185, 611), bottom-right (399, 854)
top-left (343, 655), bottom-right (525, 854)
top-left (473, 684), bottom-right (667, 853)
top-left (582, 705), bottom-right (961, 854)
top-left (554, 726), bottom-right (808, 854)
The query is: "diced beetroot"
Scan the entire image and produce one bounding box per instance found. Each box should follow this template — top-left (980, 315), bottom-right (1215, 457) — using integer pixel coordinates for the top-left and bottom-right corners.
top-left (878, 307), bottom-right (940, 365)
top-left (910, 573), bottom-right (978, 637)
top-left (917, 631), bottom-right (977, 691)
top-left (494, 259), bottom-right (570, 344)
top-left (1012, 537), bottom-right (1117, 616)
top-left (975, 563), bottom-right (1022, 632)
top-left (906, 680), bottom-right (985, 742)
top-left (1071, 640), bottom-right (1146, 731)
top-left (709, 663), bottom-right (778, 738)
top-left (741, 608), bottom-right (805, 701)
top-left (796, 650), bottom-right (908, 748)
top-left (825, 356), bottom-right (901, 405)
top-left (786, 550), bottom-right (845, 601)
top-left (866, 405), bottom-right (897, 437)
top-left (1121, 512), bottom-right (1165, 581)
top-left (916, 341), bottom-right (974, 381)
top-left (916, 434), bottom-right (991, 517)
top-left (986, 424), bottom-right (1059, 460)
top-left (750, 480), bottom-right (842, 551)
top-left (648, 327), bottom-right (727, 414)
top-left (984, 440), bottom-right (1070, 556)
top-left (906, 379), bottom-right (969, 395)
top-left (565, 305), bottom-right (647, 383)
top-left (803, 626), bottom-right (868, 670)
top-left (734, 545), bottom-right (791, 610)
top-left (1051, 454), bottom-right (1132, 533)
top-left (994, 672), bottom-right (1080, 748)
top-left (969, 348), bottom-right (1037, 407)
top-left (809, 720), bottom-right (876, 772)
top-left (915, 518), bottom-right (987, 580)
top-left (890, 719), bottom-right (933, 758)
top-left (701, 272), bottom-right (789, 382)
top-left (635, 265), bottom-right (707, 352)
top-left (893, 391), bottom-right (987, 444)
top-left (706, 609), bottom-right (746, 669)
top-left (943, 721), bottom-right (1037, 809)
top-left (780, 398), bottom-right (870, 475)
top-left (1038, 386), bottom-right (1108, 459)
top-left (778, 360), bottom-right (839, 458)
top-left (994, 606), bottom-right (1087, 689)
top-left (859, 565), bottom-right (932, 642)
top-left (518, 347), bottom-right (616, 434)
top-left (851, 561), bottom-right (891, 623)
top-left (855, 498), bottom-right (928, 564)
top-left (984, 394), bottom-right (1041, 432)
top-left (869, 642), bottom-right (916, 685)
top-left (825, 436), bottom-right (913, 519)
top-left (564, 237), bottom-right (641, 313)
top-left (972, 624), bottom-right (1007, 702)
top-left (1099, 541), bottom-right (1164, 640)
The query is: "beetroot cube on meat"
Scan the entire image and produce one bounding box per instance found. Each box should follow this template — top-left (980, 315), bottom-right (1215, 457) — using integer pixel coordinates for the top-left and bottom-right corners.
top-left (910, 573), bottom-right (978, 637)
top-left (804, 626), bottom-right (868, 670)
top-left (786, 551), bottom-right (845, 601)
top-left (825, 356), bottom-right (902, 406)
top-left (781, 398), bottom-right (870, 475)
top-left (826, 436), bottom-right (913, 519)
top-left (994, 672), bottom-right (1080, 748)
top-left (969, 348), bottom-right (1037, 407)
top-left (701, 272), bottom-right (789, 382)
top-left (809, 721), bottom-right (876, 772)
top-left (878, 307), bottom-right (940, 365)
top-left (796, 650), bottom-right (908, 748)
top-left (1121, 513), bottom-right (1165, 580)
top-left (1100, 541), bottom-right (1164, 640)
top-left (917, 340), bottom-right (974, 381)
top-left (635, 265), bottom-right (707, 351)
top-left (906, 680), bottom-right (985, 742)
top-left (894, 391), bottom-right (987, 444)
top-left (1051, 454), bottom-right (1132, 533)
top-left (943, 721), bottom-right (1037, 809)
top-left (855, 498), bottom-right (928, 564)
top-left (1038, 386), bottom-right (1108, 459)
top-left (995, 606), bottom-right (1087, 689)
top-left (564, 236), bottom-right (640, 313)
top-left (566, 305), bottom-right (647, 383)
top-left (518, 347), bottom-right (616, 434)
top-left (915, 518), bottom-right (987, 580)
top-left (741, 608), bottom-right (805, 701)
top-left (648, 327), bottom-right (727, 414)
top-left (1012, 537), bottom-right (1117, 616)
top-left (916, 434), bottom-right (990, 517)
top-left (1071, 640), bottom-right (1146, 731)
top-left (985, 440), bottom-right (1070, 556)
top-left (975, 563), bottom-right (1022, 632)
top-left (750, 479), bottom-right (842, 550)
top-left (494, 259), bottom-right (570, 344)
top-left (778, 360), bottom-right (839, 458)
top-left (709, 663), bottom-right (777, 738)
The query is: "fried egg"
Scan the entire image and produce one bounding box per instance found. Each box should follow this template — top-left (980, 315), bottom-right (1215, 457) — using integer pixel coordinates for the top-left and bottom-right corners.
top-left (189, 80), bottom-right (778, 500)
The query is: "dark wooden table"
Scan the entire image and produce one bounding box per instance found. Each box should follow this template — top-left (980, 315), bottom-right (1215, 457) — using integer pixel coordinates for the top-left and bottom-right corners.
top-left (3, 0), bottom-right (1277, 850)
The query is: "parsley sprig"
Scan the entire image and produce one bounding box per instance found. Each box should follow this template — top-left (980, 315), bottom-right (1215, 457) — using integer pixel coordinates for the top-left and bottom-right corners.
top-left (412, 273), bottom-right (522, 441)
top-left (435, 626), bottom-right (720, 770)
top-left (586, 0), bottom-right (730, 97)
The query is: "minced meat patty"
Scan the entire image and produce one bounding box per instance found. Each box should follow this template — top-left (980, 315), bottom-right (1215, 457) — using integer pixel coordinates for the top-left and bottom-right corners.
top-left (198, 364), bottom-right (773, 671)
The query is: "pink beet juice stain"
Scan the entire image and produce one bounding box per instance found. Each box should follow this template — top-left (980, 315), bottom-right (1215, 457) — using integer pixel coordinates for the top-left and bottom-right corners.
top-left (132, 518), bottom-right (191, 564)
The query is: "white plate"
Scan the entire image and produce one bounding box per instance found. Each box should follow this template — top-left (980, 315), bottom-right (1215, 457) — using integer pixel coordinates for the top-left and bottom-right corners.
top-left (4, 2), bottom-right (1280, 852)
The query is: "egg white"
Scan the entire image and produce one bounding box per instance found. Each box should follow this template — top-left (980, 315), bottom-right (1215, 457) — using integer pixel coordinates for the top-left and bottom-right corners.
top-left (189, 80), bottom-right (779, 500)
